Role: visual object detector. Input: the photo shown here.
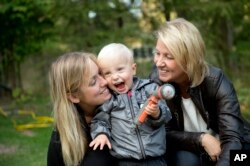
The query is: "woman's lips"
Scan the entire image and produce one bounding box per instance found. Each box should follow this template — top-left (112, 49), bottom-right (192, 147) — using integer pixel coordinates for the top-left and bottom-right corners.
top-left (100, 88), bottom-right (109, 94)
top-left (158, 68), bottom-right (169, 75)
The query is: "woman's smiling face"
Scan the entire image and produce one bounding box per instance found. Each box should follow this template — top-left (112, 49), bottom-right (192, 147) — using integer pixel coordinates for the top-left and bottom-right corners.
top-left (154, 39), bottom-right (188, 84)
top-left (77, 60), bottom-right (111, 110)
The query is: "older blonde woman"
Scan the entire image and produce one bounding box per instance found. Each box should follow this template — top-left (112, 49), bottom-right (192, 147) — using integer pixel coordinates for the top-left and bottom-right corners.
top-left (150, 18), bottom-right (250, 166)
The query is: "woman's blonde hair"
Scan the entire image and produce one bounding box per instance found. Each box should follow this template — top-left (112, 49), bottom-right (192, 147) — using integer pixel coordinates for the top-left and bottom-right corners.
top-left (49, 52), bottom-right (97, 166)
top-left (156, 18), bottom-right (208, 87)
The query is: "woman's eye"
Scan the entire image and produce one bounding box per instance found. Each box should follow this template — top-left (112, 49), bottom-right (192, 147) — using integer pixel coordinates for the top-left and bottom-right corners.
top-left (166, 54), bottom-right (174, 59)
top-left (153, 50), bottom-right (160, 56)
top-left (89, 79), bottom-right (96, 86)
top-left (103, 72), bottom-right (111, 78)
top-left (153, 49), bottom-right (174, 60)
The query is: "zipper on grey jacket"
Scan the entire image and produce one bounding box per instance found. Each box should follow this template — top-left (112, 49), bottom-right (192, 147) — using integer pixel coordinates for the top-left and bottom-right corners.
top-left (127, 93), bottom-right (147, 159)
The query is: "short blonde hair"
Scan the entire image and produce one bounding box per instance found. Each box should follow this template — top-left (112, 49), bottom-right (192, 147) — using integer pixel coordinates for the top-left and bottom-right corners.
top-left (98, 43), bottom-right (134, 64)
top-left (156, 18), bottom-right (208, 87)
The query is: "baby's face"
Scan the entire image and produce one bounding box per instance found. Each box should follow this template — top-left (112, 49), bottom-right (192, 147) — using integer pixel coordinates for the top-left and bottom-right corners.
top-left (98, 54), bottom-right (136, 94)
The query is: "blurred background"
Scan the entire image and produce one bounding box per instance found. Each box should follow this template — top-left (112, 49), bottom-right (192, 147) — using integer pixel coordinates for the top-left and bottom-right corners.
top-left (0, 0), bottom-right (249, 165)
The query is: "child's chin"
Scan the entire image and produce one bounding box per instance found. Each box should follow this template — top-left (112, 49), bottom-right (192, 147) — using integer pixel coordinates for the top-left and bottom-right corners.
top-left (116, 89), bottom-right (127, 94)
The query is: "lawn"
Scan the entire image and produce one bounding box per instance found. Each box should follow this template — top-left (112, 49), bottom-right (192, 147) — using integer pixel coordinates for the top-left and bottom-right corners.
top-left (0, 95), bottom-right (53, 166)
top-left (0, 115), bottom-right (52, 166)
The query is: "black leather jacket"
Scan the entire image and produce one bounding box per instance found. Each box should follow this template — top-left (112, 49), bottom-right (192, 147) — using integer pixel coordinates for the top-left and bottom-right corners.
top-left (150, 65), bottom-right (250, 166)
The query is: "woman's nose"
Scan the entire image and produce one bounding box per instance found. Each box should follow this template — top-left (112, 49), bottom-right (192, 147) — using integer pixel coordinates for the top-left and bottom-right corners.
top-left (154, 55), bottom-right (164, 67)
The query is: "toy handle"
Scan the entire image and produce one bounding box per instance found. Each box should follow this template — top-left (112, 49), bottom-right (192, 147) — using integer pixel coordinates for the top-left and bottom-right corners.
top-left (136, 96), bottom-right (159, 124)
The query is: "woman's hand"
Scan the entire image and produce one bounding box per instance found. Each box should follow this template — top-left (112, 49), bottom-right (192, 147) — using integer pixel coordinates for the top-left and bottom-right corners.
top-left (145, 103), bottom-right (160, 119)
top-left (89, 134), bottom-right (112, 150)
top-left (201, 133), bottom-right (221, 162)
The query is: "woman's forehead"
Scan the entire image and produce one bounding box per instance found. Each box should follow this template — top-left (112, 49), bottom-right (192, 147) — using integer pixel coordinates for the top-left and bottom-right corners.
top-left (83, 60), bottom-right (98, 83)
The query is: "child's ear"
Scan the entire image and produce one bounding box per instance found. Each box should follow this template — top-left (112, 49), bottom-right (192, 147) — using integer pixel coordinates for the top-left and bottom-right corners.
top-left (67, 93), bottom-right (80, 103)
top-left (132, 63), bottom-right (137, 75)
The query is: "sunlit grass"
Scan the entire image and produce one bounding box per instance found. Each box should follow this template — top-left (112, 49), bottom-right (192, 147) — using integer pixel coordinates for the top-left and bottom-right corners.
top-left (0, 96), bottom-right (52, 166)
top-left (0, 115), bottom-right (52, 166)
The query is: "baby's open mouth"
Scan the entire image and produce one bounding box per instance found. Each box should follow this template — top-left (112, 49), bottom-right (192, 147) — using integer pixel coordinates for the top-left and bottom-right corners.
top-left (114, 82), bottom-right (126, 92)
top-left (115, 82), bottom-right (125, 89)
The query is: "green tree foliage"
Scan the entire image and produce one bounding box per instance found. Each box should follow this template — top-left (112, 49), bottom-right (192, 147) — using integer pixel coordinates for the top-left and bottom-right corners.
top-left (137, 0), bottom-right (249, 68)
top-left (0, 0), bottom-right (54, 89)
top-left (0, 0), bottom-right (250, 92)
top-left (49, 0), bottom-right (141, 52)
top-left (155, 0), bottom-right (250, 75)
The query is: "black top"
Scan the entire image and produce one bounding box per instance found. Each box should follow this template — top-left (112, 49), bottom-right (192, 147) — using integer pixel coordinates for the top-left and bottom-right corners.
top-left (47, 130), bottom-right (116, 166)
top-left (47, 108), bottom-right (117, 166)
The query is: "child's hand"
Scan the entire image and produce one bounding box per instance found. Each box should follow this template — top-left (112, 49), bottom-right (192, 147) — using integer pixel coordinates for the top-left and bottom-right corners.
top-left (145, 103), bottom-right (160, 119)
top-left (89, 134), bottom-right (112, 150)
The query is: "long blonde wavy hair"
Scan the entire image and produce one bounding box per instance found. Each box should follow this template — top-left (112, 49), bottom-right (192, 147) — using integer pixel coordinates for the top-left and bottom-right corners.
top-left (49, 52), bottom-right (97, 166)
top-left (156, 18), bottom-right (209, 87)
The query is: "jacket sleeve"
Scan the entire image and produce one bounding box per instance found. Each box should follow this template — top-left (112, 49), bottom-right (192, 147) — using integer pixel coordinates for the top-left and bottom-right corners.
top-left (148, 100), bottom-right (172, 127)
top-left (166, 129), bottom-right (204, 153)
top-left (90, 98), bottom-right (114, 139)
top-left (143, 82), bottom-right (172, 127)
top-left (213, 71), bottom-right (243, 166)
top-left (47, 130), bottom-right (65, 166)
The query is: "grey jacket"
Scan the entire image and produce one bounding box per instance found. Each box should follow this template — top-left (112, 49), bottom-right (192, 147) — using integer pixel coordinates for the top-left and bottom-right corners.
top-left (91, 77), bottom-right (172, 160)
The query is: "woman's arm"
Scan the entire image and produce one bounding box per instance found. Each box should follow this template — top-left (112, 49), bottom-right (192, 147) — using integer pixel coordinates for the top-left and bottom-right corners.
top-left (214, 72), bottom-right (243, 165)
top-left (166, 129), bottom-right (203, 153)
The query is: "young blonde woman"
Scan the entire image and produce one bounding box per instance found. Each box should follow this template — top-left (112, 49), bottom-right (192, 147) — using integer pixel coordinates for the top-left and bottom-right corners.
top-left (47, 52), bottom-right (117, 166)
top-left (150, 18), bottom-right (250, 166)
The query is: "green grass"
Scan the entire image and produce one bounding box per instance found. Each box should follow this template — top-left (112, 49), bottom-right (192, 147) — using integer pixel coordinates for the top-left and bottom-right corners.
top-left (0, 114), bottom-right (53, 166)
top-left (0, 95), bottom-right (53, 166)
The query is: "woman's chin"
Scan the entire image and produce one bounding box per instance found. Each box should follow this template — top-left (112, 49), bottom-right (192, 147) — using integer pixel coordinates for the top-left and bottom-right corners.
top-left (159, 75), bottom-right (170, 83)
top-left (101, 90), bottom-right (111, 101)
